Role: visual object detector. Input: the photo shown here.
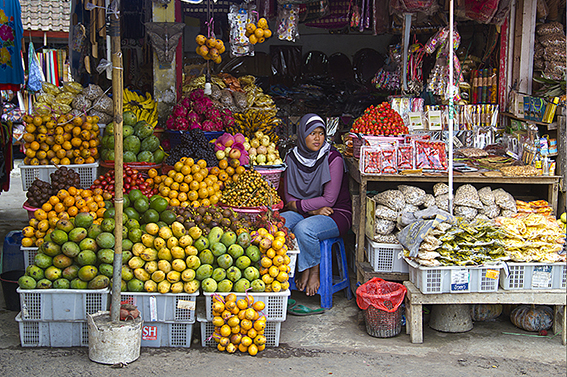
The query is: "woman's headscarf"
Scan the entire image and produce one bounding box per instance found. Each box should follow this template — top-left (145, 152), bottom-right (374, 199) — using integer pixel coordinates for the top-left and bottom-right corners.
top-left (285, 114), bottom-right (332, 199)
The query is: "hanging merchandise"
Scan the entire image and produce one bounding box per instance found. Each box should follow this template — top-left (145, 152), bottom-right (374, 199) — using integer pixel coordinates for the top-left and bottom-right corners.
top-left (277, 4), bottom-right (300, 42)
top-left (228, 4), bottom-right (254, 56)
top-left (27, 42), bottom-right (45, 93)
top-left (460, 0), bottom-right (501, 24)
top-left (406, 41), bottom-right (425, 95)
top-left (425, 25), bottom-right (464, 101)
top-left (372, 0), bottom-right (389, 35)
top-left (371, 44), bottom-right (402, 91)
top-left (305, 0), bottom-right (352, 30)
top-left (245, 17), bottom-right (273, 45)
top-left (144, 22), bottom-right (186, 65)
top-left (390, 0), bottom-right (439, 16)
top-left (0, 0), bottom-right (24, 91)
top-left (299, 0), bottom-right (330, 23)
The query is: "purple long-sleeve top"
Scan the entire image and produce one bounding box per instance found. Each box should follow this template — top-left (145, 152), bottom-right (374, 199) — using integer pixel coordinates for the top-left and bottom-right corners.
top-left (284, 150), bottom-right (353, 235)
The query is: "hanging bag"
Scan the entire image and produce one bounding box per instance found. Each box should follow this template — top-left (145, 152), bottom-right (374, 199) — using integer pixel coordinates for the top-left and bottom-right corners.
top-left (27, 42), bottom-right (45, 92)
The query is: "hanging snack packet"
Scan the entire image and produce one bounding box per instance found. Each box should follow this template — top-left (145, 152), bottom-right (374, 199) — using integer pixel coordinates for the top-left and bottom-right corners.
top-left (277, 4), bottom-right (299, 42)
top-left (229, 4), bottom-right (254, 57)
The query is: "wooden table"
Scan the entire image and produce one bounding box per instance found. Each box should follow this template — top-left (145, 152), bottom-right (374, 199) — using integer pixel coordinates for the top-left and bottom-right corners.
top-left (403, 281), bottom-right (566, 345)
top-left (345, 157), bottom-right (562, 284)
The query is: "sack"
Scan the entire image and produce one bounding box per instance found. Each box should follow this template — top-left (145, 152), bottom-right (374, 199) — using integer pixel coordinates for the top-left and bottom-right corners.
top-left (27, 42), bottom-right (45, 92)
top-left (356, 278), bottom-right (407, 313)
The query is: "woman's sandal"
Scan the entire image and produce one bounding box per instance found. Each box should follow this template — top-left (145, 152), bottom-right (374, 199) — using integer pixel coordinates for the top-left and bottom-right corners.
top-left (287, 304), bottom-right (326, 316)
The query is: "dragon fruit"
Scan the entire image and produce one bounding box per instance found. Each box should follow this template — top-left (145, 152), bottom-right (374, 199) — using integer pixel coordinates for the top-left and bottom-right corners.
top-left (180, 97), bottom-right (191, 109)
top-left (192, 99), bottom-right (208, 115)
top-left (186, 111), bottom-right (200, 124)
top-left (166, 117), bottom-right (176, 130)
top-left (189, 120), bottom-right (200, 130)
top-left (172, 104), bottom-right (188, 118)
top-left (208, 107), bottom-right (221, 121)
top-left (189, 89), bottom-right (204, 102)
top-left (176, 118), bottom-right (190, 131)
top-left (201, 120), bottom-right (215, 132)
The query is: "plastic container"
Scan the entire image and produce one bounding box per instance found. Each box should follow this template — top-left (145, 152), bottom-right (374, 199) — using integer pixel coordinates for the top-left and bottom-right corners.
top-left (20, 246), bottom-right (38, 270)
top-left (198, 317), bottom-right (281, 347)
top-left (406, 258), bottom-right (501, 294)
top-left (365, 238), bottom-right (407, 273)
top-left (350, 133), bottom-right (404, 159)
top-left (120, 292), bottom-right (198, 323)
top-left (363, 305), bottom-right (402, 338)
top-left (1, 270), bottom-right (24, 311)
top-left (499, 262), bottom-right (566, 290)
top-left (254, 167), bottom-right (285, 190)
top-left (140, 321), bottom-right (193, 347)
top-left (222, 201), bottom-right (284, 223)
top-left (22, 201), bottom-right (39, 221)
top-left (17, 288), bottom-right (110, 321)
top-left (19, 162), bottom-right (99, 191)
top-left (203, 290), bottom-right (290, 322)
top-left (2, 230), bottom-right (24, 273)
top-left (16, 313), bottom-right (89, 347)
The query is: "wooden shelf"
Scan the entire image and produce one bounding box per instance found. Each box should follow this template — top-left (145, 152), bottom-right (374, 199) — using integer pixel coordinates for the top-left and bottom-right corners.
top-left (501, 112), bottom-right (556, 128)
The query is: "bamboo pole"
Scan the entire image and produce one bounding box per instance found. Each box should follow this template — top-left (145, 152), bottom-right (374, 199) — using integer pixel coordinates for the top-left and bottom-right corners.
top-left (109, 2), bottom-right (124, 324)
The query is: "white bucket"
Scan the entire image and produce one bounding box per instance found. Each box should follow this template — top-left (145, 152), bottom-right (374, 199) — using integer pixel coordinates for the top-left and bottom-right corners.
top-left (87, 311), bottom-right (142, 365)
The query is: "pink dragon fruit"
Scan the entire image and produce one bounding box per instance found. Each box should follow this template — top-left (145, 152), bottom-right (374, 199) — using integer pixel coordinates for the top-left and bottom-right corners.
top-left (192, 99), bottom-right (208, 115)
top-left (186, 111), bottom-right (200, 123)
top-left (180, 97), bottom-right (191, 109)
top-left (201, 120), bottom-right (215, 132)
top-left (172, 104), bottom-right (188, 118)
top-left (189, 120), bottom-right (201, 130)
top-left (176, 118), bottom-right (190, 131)
top-left (189, 89), bottom-right (204, 102)
top-left (208, 107), bottom-right (221, 121)
top-left (166, 117), bottom-right (176, 130)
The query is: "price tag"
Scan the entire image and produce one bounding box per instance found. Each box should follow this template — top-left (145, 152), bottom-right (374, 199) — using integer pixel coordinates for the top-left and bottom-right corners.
top-left (451, 269), bottom-right (470, 292)
top-left (177, 300), bottom-right (195, 311)
top-left (149, 296), bottom-right (158, 321)
top-left (532, 266), bottom-right (552, 288)
top-left (485, 269), bottom-right (500, 280)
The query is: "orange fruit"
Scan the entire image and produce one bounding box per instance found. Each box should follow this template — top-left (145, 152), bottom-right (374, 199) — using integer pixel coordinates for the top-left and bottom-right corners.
top-left (81, 190), bottom-right (92, 198)
top-left (183, 175), bottom-right (193, 184)
top-left (96, 208), bottom-right (106, 218)
top-left (189, 181), bottom-right (200, 191)
top-left (68, 206), bottom-right (79, 217)
top-left (187, 191), bottom-right (199, 201)
top-left (170, 182), bottom-right (180, 191)
top-left (179, 183), bottom-right (189, 192)
top-left (209, 166), bottom-right (220, 176)
top-left (193, 173), bottom-right (203, 182)
top-left (183, 157), bottom-right (194, 166)
top-left (169, 190), bottom-right (178, 199)
top-left (148, 168), bottom-right (158, 178)
top-left (169, 198), bottom-right (180, 207)
top-left (198, 187), bottom-right (209, 199)
top-left (218, 160), bottom-right (228, 170)
top-left (53, 203), bottom-right (66, 213)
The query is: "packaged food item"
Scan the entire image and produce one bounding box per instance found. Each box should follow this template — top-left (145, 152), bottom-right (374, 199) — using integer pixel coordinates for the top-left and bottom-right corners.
top-left (433, 182), bottom-right (449, 196)
top-left (454, 205), bottom-right (478, 221)
top-left (493, 188), bottom-right (517, 212)
top-left (375, 218), bottom-right (396, 235)
top-left (478, 186), bottom-right (495, 205)
top-left (277, 4), bottom-right (300, 42)
top-left (397, 144), bottom-right (414, 170)
top-left (414, 140), bottom-right (448, 171)
top-left (398, 185), bottom-right (426, 206)
top-left (374, 190), bottom-right (405, 211)
top-left (454, 184), bottom-right (483, 209)
top-left (375, 204), bottom-right (399, 221)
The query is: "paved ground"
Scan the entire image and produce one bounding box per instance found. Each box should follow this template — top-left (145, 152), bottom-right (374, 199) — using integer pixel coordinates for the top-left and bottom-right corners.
top-left (0, 164), bottom-right (565, 376)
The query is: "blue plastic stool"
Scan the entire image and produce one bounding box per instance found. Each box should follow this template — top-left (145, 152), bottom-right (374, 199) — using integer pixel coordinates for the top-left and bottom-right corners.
top-left (290, 237), bottom-right (353, 309)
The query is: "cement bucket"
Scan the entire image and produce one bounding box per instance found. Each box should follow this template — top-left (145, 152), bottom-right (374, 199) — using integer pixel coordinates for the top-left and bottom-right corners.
top-left (87, 311), bottom-right (142, 364)
top-left (429, 304), bottom-right (473, 333)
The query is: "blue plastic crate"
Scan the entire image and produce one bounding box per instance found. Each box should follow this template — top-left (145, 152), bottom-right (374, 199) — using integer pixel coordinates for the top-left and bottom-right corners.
top-left (2, 231), bottom-right (24, 273)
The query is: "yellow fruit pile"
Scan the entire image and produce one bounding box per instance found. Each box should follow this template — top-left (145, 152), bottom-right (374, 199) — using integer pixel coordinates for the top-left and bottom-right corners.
top-left (245, 18), bottom-right (272, 45)
top-left (211, 294), bottom-right (267, 355)
top-left (22, 187), bottom-right (108, 247)
top-left (195, 34), bottom-right (226, 64)
top-left (22, 113), bottom-right (101, 166)
top-left (253, 228), bottom-right (291, 292)
top-left (154, 158), bottom-right (244, 208)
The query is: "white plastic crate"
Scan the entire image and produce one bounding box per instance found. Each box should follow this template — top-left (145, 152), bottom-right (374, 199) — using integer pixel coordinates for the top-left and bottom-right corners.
top-left (16, 313), bottom-right (89, 347)
top-left (198, 317), bottom-right (281, 348)
top-left (406, 258), bottom-right (501, 294)
top-left (120, 292), bottom-right (198, 323)
top-left (21, 246), bottom-right (38, 269)
top-left (17, 288), bottom-right (109, 321)
top-left (141, 321), bottom-right (193, 348)
top-left (287, 241), bottom-right (300, 278)
top-left (365, 238), bottom-right (407, 273)
top-left (204, 290), bottom-right (289, 322)
top-left (500, 262), bottom-right (566, 290)
top-left (19, 162), bottom-right (99, 191)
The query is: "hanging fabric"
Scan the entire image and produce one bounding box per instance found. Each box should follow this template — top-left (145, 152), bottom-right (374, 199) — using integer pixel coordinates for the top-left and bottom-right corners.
top-left (0, 0), bottom-right (25, 91)
top-left (304, 0), bottom-right (352, 29)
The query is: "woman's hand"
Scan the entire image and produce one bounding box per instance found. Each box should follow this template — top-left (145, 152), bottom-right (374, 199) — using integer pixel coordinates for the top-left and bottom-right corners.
top-left (310, 207), bottom-right (334, 216)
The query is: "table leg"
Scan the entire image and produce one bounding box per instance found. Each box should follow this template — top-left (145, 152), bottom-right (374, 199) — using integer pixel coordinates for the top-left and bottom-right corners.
top-left (548, 182), bottom-right (558, 214)
top-left (405, 296), bottom-right (411, 335)
top-left (562, 305), bottom-right (566, 346)
top-left (409, 302), bottom-right (423, 344)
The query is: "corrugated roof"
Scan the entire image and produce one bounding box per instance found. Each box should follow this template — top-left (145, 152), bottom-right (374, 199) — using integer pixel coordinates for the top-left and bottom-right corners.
top-left (20, 0), bottom-right (71, 33)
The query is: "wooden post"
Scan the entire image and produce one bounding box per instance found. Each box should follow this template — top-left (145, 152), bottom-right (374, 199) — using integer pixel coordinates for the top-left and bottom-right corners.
top-left (109, 1), bottom-right (124, 324)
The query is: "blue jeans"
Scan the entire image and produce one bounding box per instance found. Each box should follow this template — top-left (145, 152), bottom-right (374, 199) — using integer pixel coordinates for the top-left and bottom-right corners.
top-left (281, 211), bottom-right (340, 272)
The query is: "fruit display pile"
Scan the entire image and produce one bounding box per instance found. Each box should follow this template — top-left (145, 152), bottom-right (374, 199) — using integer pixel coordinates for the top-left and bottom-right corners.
top-left (25, 179), bottom-right (56, 208)
top-left (18, 213), bottom-right (112, 290)
top-left (100, 111), bottom-right (164, 164)
top-left (90, 166), bottom-right (158, 198)
top-left (155, 158), bottom-right (236, 208)
top-left (164, 129), bottom-right (218, 166)
top-left (210, 294), bottom-right (267, 355)
top-left (195, 34), bottom-right (226, 64)
top-left (245, 131), bottom-right (283, 166)
top-left (50, 166), bottom-right (81, 191)
top-left (351, 103), bottom-right (408, 136)
top-left (123, 88), bottom-right (158, 128)
top-left (174, 205), bottom-right (251, 236)
top-left (227, 108), bottom-right (280, 144)
top-left (165, 89), bottom-right (235, 132)
top-left (22, 112), bottom-right (100, 166)
top-left (213, 133), bottom-right (249, 166)
top-left (22, 187), bottom-right (107, 247)
top-left (245, 17), bottom-right (272, 45)
top-left (220, 169), bottom-right (281, 208)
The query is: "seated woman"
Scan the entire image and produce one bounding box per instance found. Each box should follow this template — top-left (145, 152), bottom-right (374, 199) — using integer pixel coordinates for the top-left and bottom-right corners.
top-left (281, 114), bottom-right (352, 297)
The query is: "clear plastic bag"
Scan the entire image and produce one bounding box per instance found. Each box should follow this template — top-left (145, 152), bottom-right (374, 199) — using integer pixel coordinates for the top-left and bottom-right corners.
top-left (228, 4), bottom-right (254, 57)
top-left (398, 185), bottom-right (426, 206)
top-left (374, 190), bottom-right (405, 211)
top-left (93, 95), bottom-right (114, 115)
top-left (454, 184), bottom-right (483, 209)
top-left (375, 219), bottom-right (396, 235)
top-left (83, 84), bottom-right (104, 101)
top-left (435, 193), bottom-right (449, 212)
top-left (433, 182), bottom-right (449, 196)
top-left (480, 203), bottom-right (500, 219)
top-left (493, 188), bottom-right (516, 211)
top-left (277, 4), bottom-right (300, 42)
top-left (454, 205), bottom-right (478, 221)
top-left (72, 94), bottom-right (92, 111)
top-left (423, 194), bottom-right (436, 208)
top-left (478, 187), bottom-right (495, 205)
top-left (375, 204), bottom-right (399, 221)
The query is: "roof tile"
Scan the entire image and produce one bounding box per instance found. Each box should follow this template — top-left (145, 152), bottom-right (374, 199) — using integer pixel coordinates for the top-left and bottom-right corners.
top-left (20, 0), bottom-right (71, 33)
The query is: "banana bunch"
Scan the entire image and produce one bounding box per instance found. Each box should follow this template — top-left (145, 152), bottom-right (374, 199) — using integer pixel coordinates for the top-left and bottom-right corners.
top-left (123, 88), bottom-right (158, 127)
top-left (228, 108), bottom-right (281, 143)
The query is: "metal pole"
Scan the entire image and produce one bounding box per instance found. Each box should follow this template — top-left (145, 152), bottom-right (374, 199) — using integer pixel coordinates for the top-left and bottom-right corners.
top-left (109, 0), bottom-right (124, 324)
top-left (402, 13), bottom-right (412, 92)
top-left (448, 0), bottom-right (454, 215)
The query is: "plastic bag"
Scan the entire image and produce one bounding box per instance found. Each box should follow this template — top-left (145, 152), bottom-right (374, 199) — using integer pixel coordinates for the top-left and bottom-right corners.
top-left (398, 185), bottom-right (426, 206)
top-left (454, 184), bottom-right (483, 209)
top-left (93, 95), bottom-right (113, 115)
top-left (375, 219), bottom-right (396, 235)
top-left (423, 194), bottom-right (436, 208)
top-left (228, 4), bottom-right (254, 57)
top-left (433, 182), bottom-right (449, 196)
top-left (277, 4), bottom-right (300, 42)
top-left (356, 278), bottom-right (407, 313)
top-left (493, 188), bottom-right (516, 211)
top-left (478, 186), bottom-right (495, 205)
top-left (27, 42), bottom-right (45, 92)
top-left (83, 84), bottom-right (104, 101)
top-left (375, 204), bottom-right (398, 221)
top-left (374, 190), bottom-right (405, 211)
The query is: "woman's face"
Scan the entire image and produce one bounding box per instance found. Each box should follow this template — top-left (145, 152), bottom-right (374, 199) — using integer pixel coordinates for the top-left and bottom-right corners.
top-left (305, 126), bottom-right (325, 152)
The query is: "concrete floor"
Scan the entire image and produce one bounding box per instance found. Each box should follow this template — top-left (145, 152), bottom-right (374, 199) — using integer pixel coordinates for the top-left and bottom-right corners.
top-left (0, 163), bottom-right (565, 375)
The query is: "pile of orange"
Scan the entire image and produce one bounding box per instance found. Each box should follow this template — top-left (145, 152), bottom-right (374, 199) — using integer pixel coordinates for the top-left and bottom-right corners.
top-left (151, 158), bottom-right (244, 208)
top-left (21, 187), bottom-right (107, 247)
top-left (22, 113), bottom-right (100, 166)
top-left (255, 228), bottom-right (291, 292)
top-left (195, 34), bottom-right (225, 64)
top-left (245, 18), bottom-right (272, 45)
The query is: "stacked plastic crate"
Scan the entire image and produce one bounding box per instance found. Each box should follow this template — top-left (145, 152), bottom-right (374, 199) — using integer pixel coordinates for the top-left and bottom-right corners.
top-left (198, 291), bottom-right (289, 348)
top-left (16, 288), bottom-right (109, 347)
top-left (120, 291), bottom-right (198, 347)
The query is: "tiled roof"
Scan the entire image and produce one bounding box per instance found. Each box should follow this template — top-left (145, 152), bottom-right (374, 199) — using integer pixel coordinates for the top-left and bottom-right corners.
top-left (20, 0), bottom-right (71, 33)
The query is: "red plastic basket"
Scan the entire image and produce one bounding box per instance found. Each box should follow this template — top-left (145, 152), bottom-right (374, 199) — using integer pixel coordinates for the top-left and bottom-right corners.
top-left (255, 167), bottom-right (285, 190)
top-left (220, 201), bottom-right (284, 222)
top-left (22, 201), bottom-right (39, 220)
